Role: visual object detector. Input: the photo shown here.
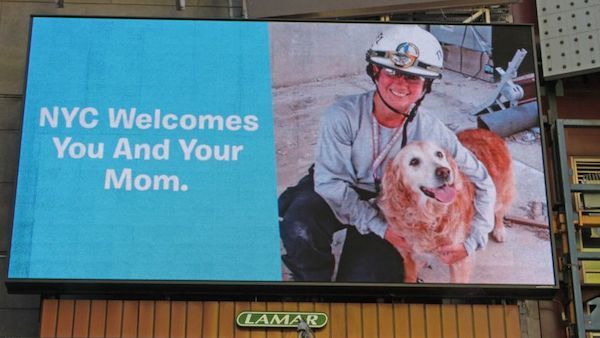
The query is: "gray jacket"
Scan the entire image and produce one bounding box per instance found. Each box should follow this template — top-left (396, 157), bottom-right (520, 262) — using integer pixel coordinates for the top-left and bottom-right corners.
top-left (314, 91), bottom-right (496, 255)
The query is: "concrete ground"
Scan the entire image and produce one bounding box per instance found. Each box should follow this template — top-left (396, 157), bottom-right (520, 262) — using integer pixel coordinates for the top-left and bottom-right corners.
top-left (274, 70), bottom-right (555, 285)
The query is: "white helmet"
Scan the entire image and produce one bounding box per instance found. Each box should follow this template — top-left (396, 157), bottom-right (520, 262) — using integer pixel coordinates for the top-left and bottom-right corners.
top-left (367, 25), bottom-right (444, 79)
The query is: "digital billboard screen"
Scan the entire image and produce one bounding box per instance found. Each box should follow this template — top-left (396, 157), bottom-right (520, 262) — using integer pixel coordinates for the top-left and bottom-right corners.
top-left (8, 17), bottom-right (555, 292)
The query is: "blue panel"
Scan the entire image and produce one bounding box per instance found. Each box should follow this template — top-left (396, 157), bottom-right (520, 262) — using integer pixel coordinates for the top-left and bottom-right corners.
top-left (10, 18), bottom-right (280, 281)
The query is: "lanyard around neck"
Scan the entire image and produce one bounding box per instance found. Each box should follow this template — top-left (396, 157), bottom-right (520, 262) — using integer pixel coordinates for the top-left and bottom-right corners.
top-left (371, 114), bottom-right (403, 192)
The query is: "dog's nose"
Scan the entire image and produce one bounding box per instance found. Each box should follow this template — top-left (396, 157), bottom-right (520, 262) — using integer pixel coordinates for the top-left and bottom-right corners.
top-left (436, 166), bottom-right (451, 181)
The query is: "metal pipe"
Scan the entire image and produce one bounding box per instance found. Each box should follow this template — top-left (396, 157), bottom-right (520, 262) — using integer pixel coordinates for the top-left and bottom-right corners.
top-left (484, 8), bottom-right (491, 23)
top-left (476, 102), bottom-right (539, 137)
top-left (463, 8), bottom-right (485, 23)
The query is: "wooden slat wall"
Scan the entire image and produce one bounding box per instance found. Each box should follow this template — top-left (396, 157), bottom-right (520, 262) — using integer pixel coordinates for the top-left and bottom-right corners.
top-left (40, 299), bottom-right (522, 338)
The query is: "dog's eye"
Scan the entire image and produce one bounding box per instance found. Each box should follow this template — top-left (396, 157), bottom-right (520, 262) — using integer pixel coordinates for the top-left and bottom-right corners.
top-left (409, 158), bottom-right (420, 166)
top-left (436, 151), bottom-right (444, 158)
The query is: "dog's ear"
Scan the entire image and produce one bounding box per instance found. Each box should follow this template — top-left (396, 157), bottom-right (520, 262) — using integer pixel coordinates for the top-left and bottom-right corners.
top-left (381, 160), bottom-right (414, 207)
top-left (445, 149), bottom-right (463, 190)
top-left (382, 161), bottom-right (401, 196)
top-left (380, 160), bottom-right (403, 218)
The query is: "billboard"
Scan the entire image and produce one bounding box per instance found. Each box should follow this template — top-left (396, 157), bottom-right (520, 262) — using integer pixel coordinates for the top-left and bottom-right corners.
top-left (8, 17), bottom-right (555, 292)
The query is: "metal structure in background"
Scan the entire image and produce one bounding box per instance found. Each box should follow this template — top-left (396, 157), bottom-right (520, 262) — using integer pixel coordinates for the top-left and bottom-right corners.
top-left (537, 0), bottom-right (600, 79)
top-left (430, 25), bottom-right (492, 52)
top-left (244, 0), bottom-right (515, 21)
top-left (50, 0), bottom-right (242, 14)
top-left (463, 7), bottom-right (491, 22)
top-left (471, 48), bottom-right (527, 115)
top-left (554, 118), bottom-right (600, 338)
top-left (385, 6), bottom-right (511, 22)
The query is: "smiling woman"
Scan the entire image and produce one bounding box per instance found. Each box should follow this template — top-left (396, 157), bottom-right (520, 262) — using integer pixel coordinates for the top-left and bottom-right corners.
top-left (371, 65), bottom-right (426, 128)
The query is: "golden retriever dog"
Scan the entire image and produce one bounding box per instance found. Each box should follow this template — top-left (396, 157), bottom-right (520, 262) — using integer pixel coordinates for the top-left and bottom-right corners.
top-left (378, 129), bottom-right (514, 283)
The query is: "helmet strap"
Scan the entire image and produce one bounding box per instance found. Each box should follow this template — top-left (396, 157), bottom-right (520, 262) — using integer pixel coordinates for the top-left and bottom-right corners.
top-left (400, 104), bottom-right (418, 148)
top-left (374, 86), bottom-right (411, 117)
top-left (400, 80), bottom-right (432, 148)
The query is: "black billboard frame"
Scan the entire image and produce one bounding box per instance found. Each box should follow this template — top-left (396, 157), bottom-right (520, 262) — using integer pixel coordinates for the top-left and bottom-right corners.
top-left (5, 15), bottom-right (559, 300)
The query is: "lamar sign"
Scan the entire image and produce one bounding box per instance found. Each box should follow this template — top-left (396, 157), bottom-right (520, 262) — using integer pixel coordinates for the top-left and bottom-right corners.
top-left (236, 311), bottom-right (328, 328)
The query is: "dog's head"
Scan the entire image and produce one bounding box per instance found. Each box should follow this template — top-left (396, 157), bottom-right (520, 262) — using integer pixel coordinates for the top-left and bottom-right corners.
top-left (383, 141), bottom-right (461, 206)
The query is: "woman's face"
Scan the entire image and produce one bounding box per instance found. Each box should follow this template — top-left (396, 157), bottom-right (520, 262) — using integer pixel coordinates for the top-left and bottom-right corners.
top-left (374, 66), bottom-right (425, 115)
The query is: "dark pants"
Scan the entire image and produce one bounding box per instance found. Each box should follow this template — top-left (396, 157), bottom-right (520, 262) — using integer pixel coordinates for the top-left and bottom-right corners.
top-left (278, 169), bottom-right (404, 282)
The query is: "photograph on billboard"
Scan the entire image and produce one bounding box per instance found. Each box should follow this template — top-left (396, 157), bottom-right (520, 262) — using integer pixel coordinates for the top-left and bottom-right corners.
top-left (8, 17), bottom-right (555, 289)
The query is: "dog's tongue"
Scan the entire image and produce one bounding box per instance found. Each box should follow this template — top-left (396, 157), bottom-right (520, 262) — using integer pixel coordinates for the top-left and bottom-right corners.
top-left (433, 185), bottom-right (456, 203)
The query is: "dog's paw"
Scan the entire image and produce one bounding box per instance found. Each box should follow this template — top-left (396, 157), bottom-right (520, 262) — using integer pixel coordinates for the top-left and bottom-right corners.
top-left (491, 227), bottom-right (506, 242)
